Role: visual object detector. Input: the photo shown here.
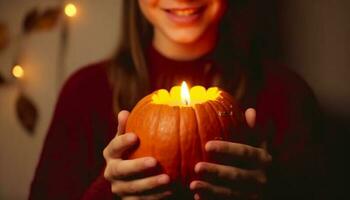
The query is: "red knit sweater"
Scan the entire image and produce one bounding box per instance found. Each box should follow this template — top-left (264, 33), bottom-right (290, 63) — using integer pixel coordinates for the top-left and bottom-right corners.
top-left (29, 46), bottom-right (325, 199)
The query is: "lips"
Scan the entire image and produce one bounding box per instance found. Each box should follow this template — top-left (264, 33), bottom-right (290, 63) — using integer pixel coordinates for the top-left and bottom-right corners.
top-left (163, 6), bottom-right (206, 24)
top-left (165, 7), bottom-right (204, 16)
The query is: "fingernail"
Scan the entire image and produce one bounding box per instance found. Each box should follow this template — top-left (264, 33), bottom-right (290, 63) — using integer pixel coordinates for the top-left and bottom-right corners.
top-left (205, 142), bottom-right (214, 152)
top-left (190, 181), bottom-right (201, 190)
top-left (194, 163), bottom-right (202, 173)
top-left (190, 181), bottom-right (196, 190)
top-left (157, 174), bottom-right (169, 184)
top-left (126, 133), bottom-right (136, 142)
top-left (144, 158), bottom-right (156, 167)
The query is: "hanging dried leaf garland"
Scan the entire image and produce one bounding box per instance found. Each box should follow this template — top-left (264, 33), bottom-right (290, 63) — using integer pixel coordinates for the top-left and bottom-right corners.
top-left (16, 93), bottom-right (38, 134)
top-left (9, 5), bottom-right (65, 132)
top-left (12, 5), bottom-right (61, 133)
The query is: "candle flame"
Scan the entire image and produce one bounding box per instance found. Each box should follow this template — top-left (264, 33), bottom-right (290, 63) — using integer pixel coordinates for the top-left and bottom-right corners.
top-left (181, 81), bottom-right (191, 105)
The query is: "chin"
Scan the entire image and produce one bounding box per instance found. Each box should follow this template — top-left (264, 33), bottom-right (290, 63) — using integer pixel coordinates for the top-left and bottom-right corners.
top-left (167, 30), bottom-right (204, 44)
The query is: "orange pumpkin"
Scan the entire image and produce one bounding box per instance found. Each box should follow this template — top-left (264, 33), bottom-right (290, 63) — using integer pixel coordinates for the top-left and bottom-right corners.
top-left (125, 84), bottom-right (244, 197)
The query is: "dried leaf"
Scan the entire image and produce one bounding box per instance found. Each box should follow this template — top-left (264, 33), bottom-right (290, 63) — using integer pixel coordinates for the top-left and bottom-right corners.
top-left (23, 7), bottom-right (61, 33)
top-left (23, 8), bottom-right (38, 33)
top-left (0, 22), bottom-right (9, 50)
top-left (0, 73), bottom-right (5, 84)
top-left (16, 94), bottom-right (38, 134)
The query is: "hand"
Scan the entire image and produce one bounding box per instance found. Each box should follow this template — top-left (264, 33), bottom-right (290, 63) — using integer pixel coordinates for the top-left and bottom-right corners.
top-left (103, 110), bottom-right (172, 200)
top-left (190, 108), bottom-right (272, 200)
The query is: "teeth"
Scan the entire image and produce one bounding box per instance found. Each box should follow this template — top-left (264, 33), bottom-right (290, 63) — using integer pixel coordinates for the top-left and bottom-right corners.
top-left (170, 8), bottom-right (197, 16)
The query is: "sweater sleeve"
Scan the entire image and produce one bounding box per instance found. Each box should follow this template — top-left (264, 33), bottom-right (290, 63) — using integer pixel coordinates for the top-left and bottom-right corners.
top-left (29, 65), bottom-right (115, 200)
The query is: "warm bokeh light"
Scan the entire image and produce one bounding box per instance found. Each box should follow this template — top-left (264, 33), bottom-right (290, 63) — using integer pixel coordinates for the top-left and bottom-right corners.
top-left (152, 82), bottom-right (221, 106)
top-left (12, 65), bottom-right (24, 78)
top-left (64, 3), bottom-right (77, 17)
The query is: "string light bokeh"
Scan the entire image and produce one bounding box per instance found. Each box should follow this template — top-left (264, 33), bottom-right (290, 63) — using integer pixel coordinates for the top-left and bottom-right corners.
top-left (64, 3), bottom-right (77, 17)
top-left (12, 65), bottom-right (24, 79)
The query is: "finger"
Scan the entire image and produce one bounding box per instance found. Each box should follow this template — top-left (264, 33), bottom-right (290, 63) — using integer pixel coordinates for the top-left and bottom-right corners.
top-left (195, 162), bottom-right (267, 186)
top-left (103, 133), bottom-right (138, 159)
top-left (111, 174), bottom-right (170, 196)
top-left (123, 191), bottom-right (172, 200)
top-left (205, 141), bottom-right (272, 167)
top-left (245, 108), bottom-right (256, 128)
top-left (104, 157), bottom-right (157, 180)
top-left (117, 110), bottom-right (130, 135)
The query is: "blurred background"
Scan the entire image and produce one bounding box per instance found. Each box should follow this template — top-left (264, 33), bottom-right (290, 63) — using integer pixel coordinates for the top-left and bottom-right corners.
top-left (0, 0), bottom-right (349, 199)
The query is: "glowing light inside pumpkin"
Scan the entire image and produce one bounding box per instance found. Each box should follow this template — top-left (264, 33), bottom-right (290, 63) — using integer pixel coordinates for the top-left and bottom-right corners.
top-left (152, 82), bottom-right (221, 106)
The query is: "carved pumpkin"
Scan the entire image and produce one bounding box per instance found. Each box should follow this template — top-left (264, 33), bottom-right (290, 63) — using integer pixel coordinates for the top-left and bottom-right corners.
top-left (125, 83), bottom-right (244, 197)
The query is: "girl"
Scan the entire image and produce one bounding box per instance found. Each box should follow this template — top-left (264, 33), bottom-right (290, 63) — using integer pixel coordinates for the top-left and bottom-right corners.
top-left (30, 0), bottom-right (325, 199)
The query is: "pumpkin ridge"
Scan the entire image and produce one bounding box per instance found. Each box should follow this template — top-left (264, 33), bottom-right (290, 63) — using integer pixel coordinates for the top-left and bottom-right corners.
top-left (202, 100), bottom-right (223, 143)
top-left (189, 107), bottom-right (200, 184)
top-left (207, 100), bottom-right (227, 140)
top-left (125, 96), bottom-right (149, 135)
top-left (223, 96), bottom-right (237, 141)
top-left (220, 93), bottom-right (244, 142)
top-left (139, 103), bottom-right (157, 156)
top-left (220, 94), bottom-right (238, 129)
top-left (152, 104), bottom-right (162, 165)
top-left (128, 95), bottom-right (153, 126)
top-left (193, 104), bottom-right (205, 162)
top-left (175, 106), bottom-right (183, 184)
top-left (217, 98), bottom-right (235, 139)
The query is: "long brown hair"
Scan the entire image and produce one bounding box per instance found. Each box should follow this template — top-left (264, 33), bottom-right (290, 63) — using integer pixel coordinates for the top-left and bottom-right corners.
top-left (109, 0), bottom-right (268, 113)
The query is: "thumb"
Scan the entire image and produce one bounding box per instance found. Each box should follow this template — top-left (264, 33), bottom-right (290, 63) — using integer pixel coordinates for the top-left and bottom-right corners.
top-left (245, 108), bottom-right (256, 128)
top-left (117, 110), bottom-right (130, 135)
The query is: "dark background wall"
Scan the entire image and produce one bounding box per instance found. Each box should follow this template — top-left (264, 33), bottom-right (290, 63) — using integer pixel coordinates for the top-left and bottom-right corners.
top-left (277, 0), bottom-right (349, 197)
